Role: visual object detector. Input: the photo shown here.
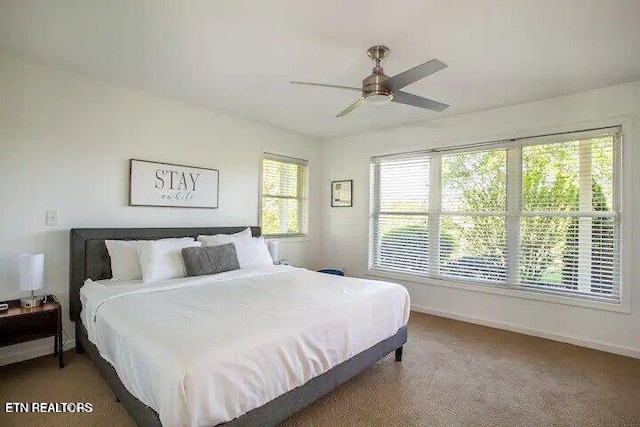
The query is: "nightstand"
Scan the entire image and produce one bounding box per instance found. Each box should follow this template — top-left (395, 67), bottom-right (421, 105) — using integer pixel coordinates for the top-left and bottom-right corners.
top-left (0, 294), bottom-right (64, 368)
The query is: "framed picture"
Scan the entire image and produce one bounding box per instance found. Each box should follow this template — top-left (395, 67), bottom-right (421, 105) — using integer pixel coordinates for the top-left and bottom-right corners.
top-left (331, 180), bottom-right (353, 207)
top-left (129, 159), bottom-right (219, 208)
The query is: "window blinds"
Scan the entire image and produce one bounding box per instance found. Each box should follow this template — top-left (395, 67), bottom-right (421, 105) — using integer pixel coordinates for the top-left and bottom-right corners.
top-left (370, 128), bottom-right (621, 303)
top-left (371, 157), bottom-right (430, 274)
top-left (262, 154), bottom-right (308, 236)
top-left (518, 137), bottom-right (619, 299)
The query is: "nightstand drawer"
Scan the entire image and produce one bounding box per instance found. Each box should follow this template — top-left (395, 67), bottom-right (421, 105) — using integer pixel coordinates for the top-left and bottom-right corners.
top-left (0, 310), bottom-right (58, 346)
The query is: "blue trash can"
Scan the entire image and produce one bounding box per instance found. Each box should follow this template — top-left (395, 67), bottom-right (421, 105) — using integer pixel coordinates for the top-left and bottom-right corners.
top-left (318, 269), bottom-right (344, 276)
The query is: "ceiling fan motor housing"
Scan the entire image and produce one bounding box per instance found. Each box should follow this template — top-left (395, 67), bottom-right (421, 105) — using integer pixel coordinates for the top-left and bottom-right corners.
top-left (362, 73), bottom-right (391, 95)
top-left (362, 73), bottom-right (393, 104)
top-left (363, 46), bottom-right (393, 103)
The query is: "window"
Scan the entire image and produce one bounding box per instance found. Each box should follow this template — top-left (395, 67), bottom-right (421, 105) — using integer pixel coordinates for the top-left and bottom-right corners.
top-left (370, 128), bottom-right (622, 303)
top-left (261, 153), bottom-right (308, 236)
top-left (440, 149), bottom-right (507, 282)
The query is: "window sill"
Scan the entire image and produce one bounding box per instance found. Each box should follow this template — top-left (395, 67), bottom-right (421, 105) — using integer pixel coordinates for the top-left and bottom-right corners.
top-left (263, 233), bottom-right (310, 243)
top-left (366, 268), bottom-right (630, 314)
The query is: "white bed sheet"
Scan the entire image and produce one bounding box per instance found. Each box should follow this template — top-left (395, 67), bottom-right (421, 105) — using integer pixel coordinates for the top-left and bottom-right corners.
top-left (80, 265), bottom-right (410, 427)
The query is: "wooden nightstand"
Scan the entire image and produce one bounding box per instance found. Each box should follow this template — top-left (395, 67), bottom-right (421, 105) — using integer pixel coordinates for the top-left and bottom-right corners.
top-left (0, 294), bottom-right (64, 368)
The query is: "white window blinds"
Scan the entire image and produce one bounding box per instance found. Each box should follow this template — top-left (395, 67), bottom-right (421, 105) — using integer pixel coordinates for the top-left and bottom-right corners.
top-left (261, 153), bottom-right (308, 236)
top-left (371, 158), bottom-right (430, 274)
top-left (439, 149), bottom-right (507, 282)
top-left (370, 128), bottom-right (621, 303)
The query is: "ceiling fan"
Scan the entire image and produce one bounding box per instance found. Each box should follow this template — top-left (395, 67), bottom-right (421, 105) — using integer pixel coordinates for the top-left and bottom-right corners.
top-left (291, 45), bottom-right (449, 117)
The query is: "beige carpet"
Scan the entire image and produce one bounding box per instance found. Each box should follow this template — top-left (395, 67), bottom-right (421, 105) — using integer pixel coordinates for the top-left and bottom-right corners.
top-left (1, 312), bottom-right (639, 427)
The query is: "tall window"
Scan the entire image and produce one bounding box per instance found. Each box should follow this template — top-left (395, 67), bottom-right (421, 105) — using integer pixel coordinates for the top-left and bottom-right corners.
top-left (261, 153), bottom-right (308, 236)
top-left (370, 128), bottom-right (621, 303)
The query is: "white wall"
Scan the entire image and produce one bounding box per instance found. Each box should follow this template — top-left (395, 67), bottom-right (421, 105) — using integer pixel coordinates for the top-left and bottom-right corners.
top-left (0, 54), bottom-right (322, 365)
top-left (321, 81), bottom-right (640, 358)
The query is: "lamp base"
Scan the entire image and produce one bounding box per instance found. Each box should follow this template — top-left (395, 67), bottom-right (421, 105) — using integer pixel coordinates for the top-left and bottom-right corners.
top-left (20, 296), bottom-right (43, 309)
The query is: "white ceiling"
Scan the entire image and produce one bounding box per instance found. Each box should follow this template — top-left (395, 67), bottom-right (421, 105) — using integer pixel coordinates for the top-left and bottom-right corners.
top-left (1, 0), bottom-right (639, 139)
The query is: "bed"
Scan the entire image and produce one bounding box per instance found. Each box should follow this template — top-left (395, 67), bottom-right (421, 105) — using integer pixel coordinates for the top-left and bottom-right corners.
top-left (70, 227), bottom-right (409, 427)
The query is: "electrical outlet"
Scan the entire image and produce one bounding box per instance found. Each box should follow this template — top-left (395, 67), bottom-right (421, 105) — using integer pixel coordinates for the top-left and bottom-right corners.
top-left (46, 210), bottom-right (58, 226)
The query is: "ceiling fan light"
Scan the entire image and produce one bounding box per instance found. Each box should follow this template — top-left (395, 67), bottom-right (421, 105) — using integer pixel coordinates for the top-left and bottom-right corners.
top-left (364, 93), bottom-right (393, 106)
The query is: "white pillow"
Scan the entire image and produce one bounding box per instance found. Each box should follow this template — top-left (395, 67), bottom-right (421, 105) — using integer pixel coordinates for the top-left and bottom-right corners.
top-left (265, 240), bottom-right (279, 263)
top-left (196, 228), bottom-right (251, 246)
top-left (198, 232), bottom-right (273, 269)
top-left (239, 236), bottom-right (275, 269)
top-left (105, 240), bottom-right (142, 280)
top-left (135, 237), bottom-right (201, 283)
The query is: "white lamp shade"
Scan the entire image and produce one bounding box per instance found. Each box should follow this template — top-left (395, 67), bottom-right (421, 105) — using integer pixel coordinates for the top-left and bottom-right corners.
top-left (19, 253), bottom-right (44, 291)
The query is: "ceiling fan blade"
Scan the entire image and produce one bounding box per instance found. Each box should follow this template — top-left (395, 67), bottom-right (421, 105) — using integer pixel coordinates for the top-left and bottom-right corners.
top-left (290, 81), bottom-right (362, 92)
top-left (392, 91), bottom-right (449, 112)
top-left (336, 98), bottom-right (365, 117)
top-left (383, 59), bottom-right (447, 92)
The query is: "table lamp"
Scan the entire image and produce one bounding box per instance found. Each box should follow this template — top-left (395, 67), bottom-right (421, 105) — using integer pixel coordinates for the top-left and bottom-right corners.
top-left (19, 253), bottom-right (44, 308)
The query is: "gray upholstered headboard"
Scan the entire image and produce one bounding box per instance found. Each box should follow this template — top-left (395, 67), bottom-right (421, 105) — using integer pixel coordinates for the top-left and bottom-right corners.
top-left (69, 227), bottom-right (261, 322)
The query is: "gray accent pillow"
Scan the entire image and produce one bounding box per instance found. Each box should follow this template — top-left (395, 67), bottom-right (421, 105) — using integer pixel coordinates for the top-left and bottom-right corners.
top-left (181, 243), bottom-right (240, 276)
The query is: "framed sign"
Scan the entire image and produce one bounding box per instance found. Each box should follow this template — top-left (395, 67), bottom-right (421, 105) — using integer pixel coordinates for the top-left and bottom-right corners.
top-left (331, 180), bottom-right (353, 207)
top-left (129, 159), bottom-right (219, 208)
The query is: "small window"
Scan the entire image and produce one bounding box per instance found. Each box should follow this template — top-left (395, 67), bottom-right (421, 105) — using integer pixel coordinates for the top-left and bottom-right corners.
top-left (261, 154), bottom-right (308, 236)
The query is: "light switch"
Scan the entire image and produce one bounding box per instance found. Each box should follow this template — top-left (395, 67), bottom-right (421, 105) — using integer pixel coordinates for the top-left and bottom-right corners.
top-left (46, 210), bottom-right (58, 226)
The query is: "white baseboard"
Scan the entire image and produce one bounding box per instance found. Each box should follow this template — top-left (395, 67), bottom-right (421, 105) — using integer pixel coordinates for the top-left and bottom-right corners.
top-left (411, 304), bottom-right (640, 360)
top-left (0, 341), bottom-right (75, 367)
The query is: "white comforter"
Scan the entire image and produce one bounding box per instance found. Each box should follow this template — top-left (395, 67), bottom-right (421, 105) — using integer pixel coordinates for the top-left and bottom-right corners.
top-left (80, 265), bottom-right (410, 427)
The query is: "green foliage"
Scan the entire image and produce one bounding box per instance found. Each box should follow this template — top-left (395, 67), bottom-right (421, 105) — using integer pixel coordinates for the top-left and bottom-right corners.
top-left (561, 182), bottom-right (613, 291)
top-left (441, 150), bottom-right (508, 269)
top-left (261, 159), bottom-right (303, 235)
top-left (379, 225), bottom-right (457, 272)
top-left (440, 140), bottom-right (613, 286)
top-left (439, 230), bottom-right (457, 261)
top-left (376, 138), bottom-right (614, 289)
top-left (262, 197), bottom-right (299, 235)
top-left (382, 224), bottom-right (428, 240)
top-left (518, 143), bottom-right (580, 282)
top-left (442, 149), bottom-right (506, 211)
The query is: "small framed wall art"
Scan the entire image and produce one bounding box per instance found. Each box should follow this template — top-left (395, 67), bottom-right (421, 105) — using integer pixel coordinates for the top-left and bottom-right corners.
top-left (129, 159), bottom-right (219, 208)
top-left (331, 180), bottom-right (353, 207)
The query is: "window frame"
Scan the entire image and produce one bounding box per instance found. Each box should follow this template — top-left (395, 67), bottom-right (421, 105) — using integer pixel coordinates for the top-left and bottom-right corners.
top-left (367, 125), bottom-right (628, 313)
top-left (259, 153), bottom-right (308, 238)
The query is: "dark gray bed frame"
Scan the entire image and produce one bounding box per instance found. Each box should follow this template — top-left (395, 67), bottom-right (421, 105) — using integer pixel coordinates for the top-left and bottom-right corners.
top-left (69, 227), bottom-right (407, 427)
